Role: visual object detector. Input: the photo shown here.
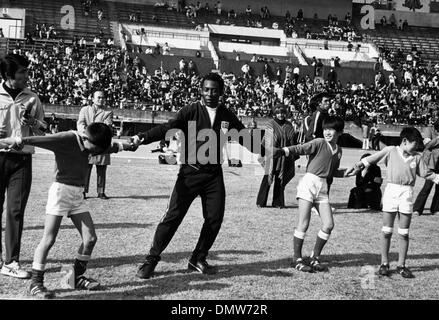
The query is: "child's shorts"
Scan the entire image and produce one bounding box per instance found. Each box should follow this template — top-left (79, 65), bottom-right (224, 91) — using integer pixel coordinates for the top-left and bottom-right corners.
top-left (46, 182), bottom-right (88, 217)
top-left (382, 183), bottom-right (414, 214)
top-left (296, 172), bottom-right (329, 204)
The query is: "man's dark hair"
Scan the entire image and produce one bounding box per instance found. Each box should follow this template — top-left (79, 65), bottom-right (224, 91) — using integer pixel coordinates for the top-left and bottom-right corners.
top-left (85, 122), bottom-right (113, 150)
top-left (0, 54), bottom-right (30, 80)
top-left (400, 126), bottom-right (423, 148)
top-left (201, 72), bottom-right (224, 95)
top-left (322, 116), bottom-right (345, 133)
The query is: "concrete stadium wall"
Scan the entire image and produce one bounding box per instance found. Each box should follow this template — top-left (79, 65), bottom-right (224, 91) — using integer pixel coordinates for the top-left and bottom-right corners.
top-left (218, 61), bottom-right (387, 85)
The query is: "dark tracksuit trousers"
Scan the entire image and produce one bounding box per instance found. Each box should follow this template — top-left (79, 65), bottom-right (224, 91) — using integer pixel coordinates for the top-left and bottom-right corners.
top-left (0, 153), bottom-right (32, 264)
top-left (149, 164), bottom-right (225, 261)
top-left (84, 164), bottom-right (107, 194)
top-left (256, 175), bottom-right (284, 207)
top-left (413, 181), bottom-right (439, 214)
top-left (413, 156), bottom-right (439, 215)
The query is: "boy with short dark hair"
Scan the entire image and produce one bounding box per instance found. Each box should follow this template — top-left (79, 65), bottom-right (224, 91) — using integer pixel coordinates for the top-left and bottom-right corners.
top-left (346, 127), bottom-right (439, 278)
top-left (0, 123), bottom-right (135, 298)
top-left (274, 116), bottom-right (348, 272)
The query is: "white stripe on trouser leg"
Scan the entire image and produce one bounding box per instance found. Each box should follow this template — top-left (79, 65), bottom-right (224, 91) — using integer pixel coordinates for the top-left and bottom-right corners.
top-left (382, 226), bottom-right (393, 234)
top-left (32, 262), bottom-right (46, 271)
top-left (318, 230), bottom-right (330, 240)
top-left (294, 230), bottom-right (306, 239)
top-left (76, 254), bottom-right (91, 261)
top-left (398, 228), bottom-right (409, 236)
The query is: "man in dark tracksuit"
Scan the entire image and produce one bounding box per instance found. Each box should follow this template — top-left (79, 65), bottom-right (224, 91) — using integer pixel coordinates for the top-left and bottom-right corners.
top-left (132, 73), bottom-right (253, 279)
top-left (304, 93), bottom-right (333, 191)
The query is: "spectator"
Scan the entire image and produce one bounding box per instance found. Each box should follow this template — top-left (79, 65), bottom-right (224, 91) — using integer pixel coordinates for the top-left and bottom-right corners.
top-left (154, 43), bottom-right (161, 55)
top-left (215, 1), bottom-right (222, 15)
top-left (228, 9), bottom-right (237, 19)
top-left (347, 153), bottom-right (382, 210)
top-left (297, 8), bottom-right (304, 21)
top-left (97, 8), bottom-right (104, 21)
top-left (163, 42), bottom-right (170, 55)
top-left (25, 33), bottom-right (34, 45)
top-left (0, 28), bottom-right (4, 38)
top-left (345, 12), bottom-right (351, 24)
top-left (389, 13), bottom-right (396, 27)
top-left (245, 5), bottom-right (252, 16)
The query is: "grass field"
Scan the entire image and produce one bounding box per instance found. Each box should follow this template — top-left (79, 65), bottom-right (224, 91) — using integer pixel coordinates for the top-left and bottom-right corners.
top-left (1, 145), bottom-right (439, 300)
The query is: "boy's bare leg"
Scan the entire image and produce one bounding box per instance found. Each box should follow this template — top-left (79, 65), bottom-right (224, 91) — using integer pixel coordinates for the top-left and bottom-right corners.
top-left (70, 212), bottom-right (99, 290)
top-left (30, 215), bottom-right (63, 298)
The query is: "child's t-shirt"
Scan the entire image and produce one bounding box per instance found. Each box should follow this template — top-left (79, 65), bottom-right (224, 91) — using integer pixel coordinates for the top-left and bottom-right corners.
top-left (284, 138), bottom-right (342, 179)
top-left (361, 145), bottom-right (436, 186)
top-left (22, 131), bottom-right (120, 187)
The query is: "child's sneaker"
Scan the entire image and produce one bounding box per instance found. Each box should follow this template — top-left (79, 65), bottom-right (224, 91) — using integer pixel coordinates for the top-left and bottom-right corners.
top-left (75, 275), bottom-right (101, 290)
top-left (29, 283), bottom-right (55, 299)
top-left (378, 263), bottom-right (390, 276)
top-left (293, 258), bottom-right (314, 273)
top-left (396, 265), bottom-right (414, 279)
top-left (309, 257), bottom-right (328, 272)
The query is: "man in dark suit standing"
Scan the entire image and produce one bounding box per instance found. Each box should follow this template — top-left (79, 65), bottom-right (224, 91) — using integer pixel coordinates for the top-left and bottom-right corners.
top-left (77, 91), bottom-right (113, 199)
top-left (304, 93), bottom-right (331, 143)
top-left (303, 92), bottom-right (335, 195)
top-left (130, 73), bottom-right (257, 279)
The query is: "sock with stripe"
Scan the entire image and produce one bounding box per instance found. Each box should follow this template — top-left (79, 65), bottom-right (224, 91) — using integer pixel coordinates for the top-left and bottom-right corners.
top-left (293, 230), bottom-right (306, 261)
top-left (311, 230), bottom-right (331, 258)
top-left (31, 263), bottom-right (46, 286)
top-left (74, 255), bottom-right (90, 278)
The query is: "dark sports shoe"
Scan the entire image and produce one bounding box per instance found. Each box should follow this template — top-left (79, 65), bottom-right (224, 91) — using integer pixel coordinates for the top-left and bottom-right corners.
top-left (29, 283), bottom-right (55, 299)
top-left (378, 263), bottom-right (390, 276)
top-left (293, 258), bottom-right (314, 273)
top-left (136, 256), bottom-right (160, 279)
top-left (75, 275), bottom-right (101, 290)
top-left (309, 257), bottom-right (328, 272)
top-left (188, 259), bottom-right (218, 275)
top-left (396, 265), bottom-right (415, 279)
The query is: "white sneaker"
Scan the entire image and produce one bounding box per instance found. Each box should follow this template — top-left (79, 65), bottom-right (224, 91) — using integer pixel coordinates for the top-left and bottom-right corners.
top-left (332, 207), bottom-right (337, 214)
top-left (1, 261), bottom-right (31, 279)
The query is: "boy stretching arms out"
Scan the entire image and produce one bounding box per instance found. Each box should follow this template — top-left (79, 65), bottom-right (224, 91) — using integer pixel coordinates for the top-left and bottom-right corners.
top-left (0, 123), bottom-right (135, 298)
top-left (274, 116), bottom-right (348, 272)
top-left (346, 127), bottom-right (439, 278)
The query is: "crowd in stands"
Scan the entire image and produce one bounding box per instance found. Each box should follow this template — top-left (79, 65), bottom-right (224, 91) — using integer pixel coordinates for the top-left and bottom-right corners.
top-left (13, 40), bottom-right (437, 126)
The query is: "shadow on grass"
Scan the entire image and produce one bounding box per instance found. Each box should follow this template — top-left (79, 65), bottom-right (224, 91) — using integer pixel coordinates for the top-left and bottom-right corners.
top-left (107, 195), bottom-right (170, 200)
top-left (38, 249), bottom-right (265, 269)
top-left (22, 222), bottom-right (153, 231)
top-left (58, 253), bottom-right (293, 299)
top-left (324, 252), bottom-right (439, 268)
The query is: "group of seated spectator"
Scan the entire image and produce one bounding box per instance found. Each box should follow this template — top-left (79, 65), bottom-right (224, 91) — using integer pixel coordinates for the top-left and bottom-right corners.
top-left (7, 35), bottom-right (438, 126)
top-left (34, 24), bottom-right (57, 40)
top-left (379, 13), bottom-right (409, 31)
